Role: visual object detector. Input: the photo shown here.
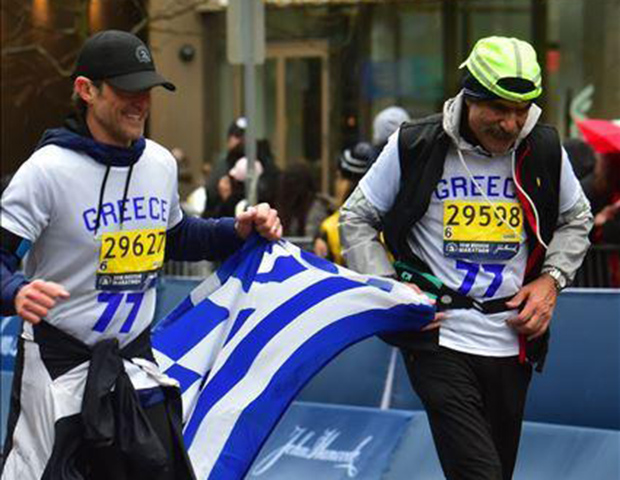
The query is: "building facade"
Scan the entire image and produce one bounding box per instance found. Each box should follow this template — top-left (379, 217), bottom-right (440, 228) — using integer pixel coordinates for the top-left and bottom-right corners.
top-left (1, 0), bottom-right (618, 191)
top-left (148, 0), bottom-right (619, 196)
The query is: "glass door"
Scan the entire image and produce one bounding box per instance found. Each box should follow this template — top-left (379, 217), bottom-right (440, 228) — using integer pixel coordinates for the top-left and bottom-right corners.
top-left (264, 41), bottom-right (330, 193)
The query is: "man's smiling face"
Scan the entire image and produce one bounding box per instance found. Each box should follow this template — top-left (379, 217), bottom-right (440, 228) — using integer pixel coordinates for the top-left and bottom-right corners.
top-left (81, 79), bottom-right (151, 147)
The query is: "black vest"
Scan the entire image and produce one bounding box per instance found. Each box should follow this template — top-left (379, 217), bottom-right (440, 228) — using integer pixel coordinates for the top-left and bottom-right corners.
top-left (384, 114), bottom-right (562, 282)
top-left (381, 114), bottom-right (562, 369)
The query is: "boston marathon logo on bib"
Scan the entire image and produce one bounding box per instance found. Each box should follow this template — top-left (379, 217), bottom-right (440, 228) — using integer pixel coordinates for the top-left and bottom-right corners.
top-left (96, 228), bottom-right (166, 291)
top-left (443, 200), bottom-right (523, 261)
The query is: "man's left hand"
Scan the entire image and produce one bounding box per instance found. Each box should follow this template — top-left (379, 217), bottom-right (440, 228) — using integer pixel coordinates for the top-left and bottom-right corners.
top-left (235, 203), bottom-right (283, 241)
top-left (506, 274), bottom-right (558, 340)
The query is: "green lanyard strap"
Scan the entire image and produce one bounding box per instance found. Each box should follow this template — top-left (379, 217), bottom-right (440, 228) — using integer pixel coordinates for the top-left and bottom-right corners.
top-left (393, 261), bottom-right (514, 314)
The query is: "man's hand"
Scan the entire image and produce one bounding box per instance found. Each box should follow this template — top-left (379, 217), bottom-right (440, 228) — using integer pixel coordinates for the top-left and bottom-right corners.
top-left (403, 282), bottom-right (445, 331)
top-left (15, 280), bottom-right (70, 325)
top-left (594, 199), bottom-right (620, 227)
top-left (235, 203), bottom-right (283, 241)
top-left (506, 274), bottom-right (558, 340)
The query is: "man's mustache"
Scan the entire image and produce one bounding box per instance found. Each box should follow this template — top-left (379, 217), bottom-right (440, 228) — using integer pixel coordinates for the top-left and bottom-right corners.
top-left (486, 126), bottom-right (519, 141)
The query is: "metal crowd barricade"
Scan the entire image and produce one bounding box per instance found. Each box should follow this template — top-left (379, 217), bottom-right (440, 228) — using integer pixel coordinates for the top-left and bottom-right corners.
top-left (161, 241), bottom-right (620, 289)
top-left (572, 244), bottom-right (619, 288)
top-left (162, 260), bottom-right (215, 279)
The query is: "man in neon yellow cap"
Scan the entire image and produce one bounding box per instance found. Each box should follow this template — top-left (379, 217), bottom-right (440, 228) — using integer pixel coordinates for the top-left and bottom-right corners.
top-left (340, 36), bottom-right (593, 479)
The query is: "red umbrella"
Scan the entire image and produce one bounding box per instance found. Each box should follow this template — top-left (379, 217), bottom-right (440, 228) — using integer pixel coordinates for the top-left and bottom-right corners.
top-left (577, 119), bottom-right (620, 154)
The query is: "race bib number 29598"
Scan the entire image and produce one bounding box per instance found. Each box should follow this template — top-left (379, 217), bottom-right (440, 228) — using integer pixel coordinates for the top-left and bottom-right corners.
top-left (96, 228), bottom-right (166, 291)
top-left (443, 200), bottom-right (523, 261)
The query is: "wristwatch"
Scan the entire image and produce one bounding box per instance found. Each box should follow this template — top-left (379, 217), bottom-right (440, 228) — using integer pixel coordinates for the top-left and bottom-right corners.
top-left (544, 268), bottom-right (567, 292)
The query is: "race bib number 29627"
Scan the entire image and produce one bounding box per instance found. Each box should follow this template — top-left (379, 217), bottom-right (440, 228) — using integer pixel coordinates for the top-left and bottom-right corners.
top-left (96, 228), bottom-right (166, 291)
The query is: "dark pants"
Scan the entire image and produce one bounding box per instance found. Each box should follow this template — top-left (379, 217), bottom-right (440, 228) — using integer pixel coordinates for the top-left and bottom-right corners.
top-left (83, 400), bottom-right (194, 480)
top-left (403, 346), bottom-right (532, 480)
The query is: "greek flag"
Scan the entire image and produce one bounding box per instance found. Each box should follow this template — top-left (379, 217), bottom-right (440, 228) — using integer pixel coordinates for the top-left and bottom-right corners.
top-left (152, 236), bottom-right (433, 480)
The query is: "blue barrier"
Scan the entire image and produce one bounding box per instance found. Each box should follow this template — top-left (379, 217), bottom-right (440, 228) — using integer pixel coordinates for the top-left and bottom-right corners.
top-left (248, 402), bottom-right (620, 480)
top-left (2, 283), bottom-right (619, 453)
top-left (0, 372), bottom-right (12, 449)
top-left (514, 422), bottom-right (620, 480)
top-left (297, 337), bottom-right (393, 407)
top-left (0, 316), bottom-right (20, 373)
top-left (381, 410), bottom-right (442, 480)
top-left (0, 316), bottom-right (20, 443)
top-left (388, 289), bottom-right (620, 430)
top-left (525, 290), bottom-right (620, 429)
top-left (154, 277), bottom-right (201, 323)
top-left (249, 402), bottom-right (412, 479)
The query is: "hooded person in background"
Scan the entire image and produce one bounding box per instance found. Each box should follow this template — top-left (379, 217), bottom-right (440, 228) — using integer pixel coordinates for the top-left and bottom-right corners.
top-left (314, 142), bottom-right (374, 265)
top-left (340, 36), bottom-right (592, 480)
top-left (371, 106), bottom-right (411, 161)
top-left (0, 30), bottom-right (282, 480)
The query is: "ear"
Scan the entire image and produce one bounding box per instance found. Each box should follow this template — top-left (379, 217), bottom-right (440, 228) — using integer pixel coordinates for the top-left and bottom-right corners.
top-left (73, 76), bottom-right (98, 104)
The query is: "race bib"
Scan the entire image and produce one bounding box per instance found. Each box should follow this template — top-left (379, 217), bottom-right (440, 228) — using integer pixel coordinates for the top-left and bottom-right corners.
top-left (96, 228), bottom-right (166, 291)
top-left (443, 200), bottom-right (523, 261)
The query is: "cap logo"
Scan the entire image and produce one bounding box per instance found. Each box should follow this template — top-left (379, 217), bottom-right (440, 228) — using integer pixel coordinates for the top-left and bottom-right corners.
top-left (135, 46), bottom-right (151, 63)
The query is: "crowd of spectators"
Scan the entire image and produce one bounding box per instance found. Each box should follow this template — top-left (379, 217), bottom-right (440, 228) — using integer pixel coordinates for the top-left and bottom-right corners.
top-left (564, 135), bottom-right (620, 245)
top-left (564, 128), bottom-right (620, 286)
top-left (179, 108), bottom-right (410, 245)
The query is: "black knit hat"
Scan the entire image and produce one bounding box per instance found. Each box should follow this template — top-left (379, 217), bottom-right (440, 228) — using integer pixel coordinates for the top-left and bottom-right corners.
top-left (339, 142), bottom-right (374, 180)
top-left (73, 30), bottom-right (175, 92)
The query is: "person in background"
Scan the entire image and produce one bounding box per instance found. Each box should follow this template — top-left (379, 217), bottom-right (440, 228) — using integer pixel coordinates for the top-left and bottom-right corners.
top-left (0, 30), bottom-right (281, 480)
top-left (203, 143), bottom-right (245, 219)
top-left (371, 105), bottom-right (411, 161)
top-left (564, 138), bottom-right (620, 244)
top-left (314, 142), bottom-right (374, 264)
top-left (276, 163), bottom-right (331, 239)
top-left (171, 146), bottom-right (194, 203)
top-left (340, 36), bottom-right (592, 480)
top-left (255, 138), bottom-right (281, 208)
top-left (228, 156), bottom-right (265, 217)
top-left (590, 152), bottom-right (620, 228)
top-left (182, 162), bottom-right (212, 217)
top-left (590, 152), bottom-right (620, 285)
top-left (205, 117), bottom-right (247, 211)
top-left (563, 138), bottom-right (597, 202)
top-left (226, 117), bottom-right (247, 152)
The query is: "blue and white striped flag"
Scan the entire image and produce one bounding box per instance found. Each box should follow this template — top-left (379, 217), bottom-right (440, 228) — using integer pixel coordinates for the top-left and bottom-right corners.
top-left (152, 235), bottom-right (434, 480)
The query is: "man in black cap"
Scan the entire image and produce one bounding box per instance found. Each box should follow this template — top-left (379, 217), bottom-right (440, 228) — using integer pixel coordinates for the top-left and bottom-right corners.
top-left (0, 30), bottom-right (282, 479)
top-left (340, 36), bottom-right (592, 479)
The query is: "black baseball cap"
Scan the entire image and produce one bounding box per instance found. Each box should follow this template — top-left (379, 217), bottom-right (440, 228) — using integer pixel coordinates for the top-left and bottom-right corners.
top-left (73, 30), bottom-right (176, 92)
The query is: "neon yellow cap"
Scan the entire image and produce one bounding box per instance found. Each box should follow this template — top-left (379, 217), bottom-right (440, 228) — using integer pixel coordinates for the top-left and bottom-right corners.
top-left (460, 36), bottom-right (542, 102)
